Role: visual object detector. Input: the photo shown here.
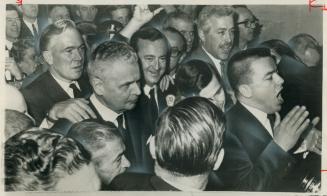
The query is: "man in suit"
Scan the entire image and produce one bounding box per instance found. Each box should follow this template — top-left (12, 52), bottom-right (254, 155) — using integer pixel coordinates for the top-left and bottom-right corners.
top-left (21, 19), bottom-right (95, 126)
top-left (109, 97), bottom-right (225, 191)
top-left (130, 27), bottom-right (170, 135)
top-left (20, 4), bottom-right (46, 41)
top-left (217, 48), bottom-right (320, 191)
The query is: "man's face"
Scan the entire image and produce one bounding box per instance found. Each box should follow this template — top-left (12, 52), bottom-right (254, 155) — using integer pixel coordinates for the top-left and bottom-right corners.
top-left (170, 19), bottom-right (194, 52)
top-left (93, 139), bottom-right (130, 185)
top-left (50, 6), bottom-right (71, 23)
top-left (99, 59), bottom-right (141, 113)
top-left (111, 8), bottom-right (130, 27)
top-left (137, 39), bottom-right (168, 87)
top-left (199, 74), bottom-right (225, 111)
top-left (295, 38), bottom-right (321, 67)
top-left (19, 47), bottom-right (38, 75)
top-left (22, 4), bottom-right (38, 19)
top-left (200, 15), bottom-right (235, 60)
top-left (236, 7), bottom-right (256, 44)
top-left (164, 31), bottom-right (185, 72)
top-left (77, 5), bottom-right (98, 22)
top-left (247, 57), bottom-right (284, 114)
top-left (6, 10), bottom-right (21, 41)
top-left (47, 28), bottom-right (85, 82)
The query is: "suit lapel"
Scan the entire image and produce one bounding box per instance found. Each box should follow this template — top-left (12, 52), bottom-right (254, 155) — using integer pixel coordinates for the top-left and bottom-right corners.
top-left (44, 72), bottom-right (71, 102)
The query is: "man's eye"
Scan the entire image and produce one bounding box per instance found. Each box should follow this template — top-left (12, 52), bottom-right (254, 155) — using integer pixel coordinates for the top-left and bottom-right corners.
top-left (145, 57), bottom-right (154, 62)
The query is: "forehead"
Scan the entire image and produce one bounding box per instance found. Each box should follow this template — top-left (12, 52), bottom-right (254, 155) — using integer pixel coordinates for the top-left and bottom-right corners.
top-left (137, 39), bottom-right (168, 55)
top-left (51, 6), bottom-right (69, 15)
top-left (249, 57), bottom-right (276, 78)
top-left (236, 7), bottom-right (254, 21)
top-left (165, 32), bottom-right (184, 47)
top-left (171, 18), bottom-right (193, 31)
top-left (6, 10), bottom-right (19, 17)
top-left (49, 28), bottom-right (83, 49)
top-left (112, 8), bottom-right (130, 16)
top-left (208, 15), bottom-right (234, 30)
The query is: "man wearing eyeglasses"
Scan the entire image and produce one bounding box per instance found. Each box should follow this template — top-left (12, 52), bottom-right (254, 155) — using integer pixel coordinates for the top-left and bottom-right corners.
top-left (21, 19), bottom-right (96, 126)
top-left (233, 5), bottom-right (261, 51)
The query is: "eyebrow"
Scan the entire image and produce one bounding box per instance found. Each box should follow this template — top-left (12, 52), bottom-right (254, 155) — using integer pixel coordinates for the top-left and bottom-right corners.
top-left (263, 70), bottom-right (276, 78)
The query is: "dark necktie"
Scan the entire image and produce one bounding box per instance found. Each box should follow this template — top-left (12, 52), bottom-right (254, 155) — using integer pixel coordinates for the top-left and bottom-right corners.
top-left (32, 24), bottom-right (39, 38)
top-left (149, 88), bottom-right (158, 118)
top-left (267, 113), bottom-right (276, 132)
top-left (116, 114), bottom-right (128, 142)
top-left (69, 83), bottom-right (82, 98)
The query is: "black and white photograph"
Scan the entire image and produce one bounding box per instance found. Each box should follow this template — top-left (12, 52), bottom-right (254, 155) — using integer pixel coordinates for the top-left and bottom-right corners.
top-left (2, 0), bottom-right (325, 194)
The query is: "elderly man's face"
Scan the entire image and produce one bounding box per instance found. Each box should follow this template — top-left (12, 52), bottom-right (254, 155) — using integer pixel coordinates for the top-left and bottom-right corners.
top-left (200, 15), bottom-right (235, 60)
top-left (111, 8), bottom-right (130, 27)
top-left (6, 10), bottom-right (21, 41)
top-left (170, 18), bottom-right (194, 52)
top-left (50, 6), bottom-right (71, 23)
top-left (138, 39), bottom-right (168, 87)
top-left (98, 59), bottom-right (141, 113)
top-left (236, 7), bottom-right (256, 44)
top-left (92, 139), bottom-right (131, 185)
top-left (22, 4), bottom-right (38, 19)
top-left (77, 5), bottom-right (98, 22)
top-left (47, 28), bottom-right (85, 82)
top-left (247, 57), bottom-right (284, 114)
top-left (164, 31), bottom-right (185, 72)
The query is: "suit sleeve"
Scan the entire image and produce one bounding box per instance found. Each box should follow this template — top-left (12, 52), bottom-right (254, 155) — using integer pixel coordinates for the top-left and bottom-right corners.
top-left (217, 131), bottom-right (296, 191)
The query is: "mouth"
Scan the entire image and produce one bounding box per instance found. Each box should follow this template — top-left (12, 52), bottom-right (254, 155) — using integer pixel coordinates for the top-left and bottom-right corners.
top-left (276, 87), bottom-right (284, 104)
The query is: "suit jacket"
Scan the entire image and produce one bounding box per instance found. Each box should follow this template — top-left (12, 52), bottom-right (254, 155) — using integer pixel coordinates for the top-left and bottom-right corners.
top-left (216, 102), bottom-right (295, 191)
top-left (182, 46), bottom-right (234, 111)
top-left (19, 18), bottom-right (48, 40)
top-left (21, 71), bottom-right (92, 126)
top-left (107, 173), bottom-right (179, 191)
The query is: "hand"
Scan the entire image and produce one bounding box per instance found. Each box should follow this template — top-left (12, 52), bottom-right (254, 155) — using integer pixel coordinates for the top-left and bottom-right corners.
top-left (274, 106), bottom-right (310, 151)
top-left (132, 5), bottom-right (163, 25)
top-left (159, 74), bottom-right (174, 91)
top-left (48, 98), bottom-right (97, 123)
top-left (5, 57), bottom-right (23, 81)
top-left (304, 127), bottom-right (322, 155)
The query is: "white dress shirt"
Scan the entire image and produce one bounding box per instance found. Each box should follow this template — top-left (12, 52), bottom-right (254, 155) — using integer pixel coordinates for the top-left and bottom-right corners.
top-left (202, 46), bottom-right (222, 76)
top-left (23, 18), bottom-right (39, 37)
top-left (143, 84), bottom-right (159, 111)
top-left (51, 73), bottom-right (80, 98)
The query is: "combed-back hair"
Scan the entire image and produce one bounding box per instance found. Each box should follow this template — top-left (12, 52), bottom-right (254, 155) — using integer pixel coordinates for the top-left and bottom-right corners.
top-left (227, 47), bottom-right (272, 96)
top-left (175, 59), bottom-right (214, 98)
top-left (88, 41), bottom-right (138, 81)
top-left (197, 5), bottom-right (236, 34)
top-left (67, 120), bottom-right (121, 157)
top-left (155, 96), bottom-right (225, 176)
top-left (5, 128), bottom-right (91, 191)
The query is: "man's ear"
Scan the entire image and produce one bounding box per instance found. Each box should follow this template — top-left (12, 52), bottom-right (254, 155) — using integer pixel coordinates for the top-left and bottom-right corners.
top-left (149, 135), bottom-right (156, 160)
top-left (42, 51), bottom-right (53, 65)
top-left (238, 84), bottom-right (252, 98)
top-left (198, 29), bottom-right (205, 43)
top-left (91, 77), bottom-right (104, 96)
top-left (213, 148), bottom-right (224, 171)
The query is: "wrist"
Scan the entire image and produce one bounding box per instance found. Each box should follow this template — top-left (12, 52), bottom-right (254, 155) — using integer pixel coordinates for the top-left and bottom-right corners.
top-left (46, 111), bottom-right (57, 123)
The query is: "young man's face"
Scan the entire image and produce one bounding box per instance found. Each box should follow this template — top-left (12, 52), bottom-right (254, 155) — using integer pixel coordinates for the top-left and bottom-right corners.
top-left (137, 39), bottom-right (168, 87)
top-left (247, 57), bottom-right (284, 114)
top-left (6, 10), bottom-right (21, 41)
top-left (200, 15), bottom-right (235, 60)
top-left (77, 5), bottom-right (98, 22)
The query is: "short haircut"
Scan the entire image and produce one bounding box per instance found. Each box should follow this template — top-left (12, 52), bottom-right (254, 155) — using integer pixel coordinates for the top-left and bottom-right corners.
top-left (130, 27), bottom-right (169, 53)
top-left (88, 41), bottom-right (138, 81)
top-left (227, 47), bottom-right (272, 96)
top-left (163, 11), bottom-right (193, 29)
top-left (5, 128), bottom-right (91, 191)
top-left (197, 5), bottom-right (236, 34)
top-left (260, 39), bottom-right (300, 61)
top-left (155, 96), bottom-right (225, 176)
top-left (39, 19), bottom-right (77, 52)
top-left (175, 59), bottom-right (214, 98)
top-left (12, 39), bottom-right (36, 64)
top-left (5, 109), bottom-right (34, 140)
top-left (67, 120), bottom-right (122, 159)
top-left (162, 27), bottom-right (187, 54)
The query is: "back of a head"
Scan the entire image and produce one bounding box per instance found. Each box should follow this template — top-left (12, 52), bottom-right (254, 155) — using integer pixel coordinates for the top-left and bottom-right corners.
top-left (175, 60), bottom-right (213, 98)
top-left (227, 47), bottom-right (272, 97)
top-left (155, 96), bottom-right (225, 176)
top-left (5, 128), bottom-right (91, 191)
top-left (5, 109), bottom-right (34, 140)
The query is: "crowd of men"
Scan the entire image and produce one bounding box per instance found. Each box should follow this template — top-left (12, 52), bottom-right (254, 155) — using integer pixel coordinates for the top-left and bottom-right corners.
top-left (4, 4), bottom-right (323, 192)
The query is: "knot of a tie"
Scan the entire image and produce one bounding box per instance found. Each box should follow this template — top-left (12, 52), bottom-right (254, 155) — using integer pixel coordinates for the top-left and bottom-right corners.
top-left (69, 83), bottom-right (82, 98)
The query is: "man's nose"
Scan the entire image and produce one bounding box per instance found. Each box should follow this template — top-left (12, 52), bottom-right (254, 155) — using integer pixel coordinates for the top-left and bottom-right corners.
top-left (121, 155), bottom-right (131, 168)
top-left (274, 73), bottom-right (284, 85)
top-left (73, 49), bottom-right (83, 60)
top-left (132, 82), bottom-right (141, 96)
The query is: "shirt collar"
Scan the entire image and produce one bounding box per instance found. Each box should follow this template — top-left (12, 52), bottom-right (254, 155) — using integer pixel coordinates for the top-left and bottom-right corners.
top-left (143, 84), bottom-right (156, 99)
top-left (90, 94), bottom-right (121, 127)
top-left (202, 46), bottom-right (222, 75)
top-left (159, 176), bottom-right (203, 192)
top-left (50, 72), bottom-right (79, 98)
top-left (23, 18), bottom-right (38, 31)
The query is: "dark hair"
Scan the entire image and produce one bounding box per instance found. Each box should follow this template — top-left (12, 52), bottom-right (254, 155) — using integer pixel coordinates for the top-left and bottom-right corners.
top-left (155, 96), bottom-right (225, 176)
top-left (260, 39), bottom-right (301, 61)
top-left (12, 39), bottom-right (36, 64)
top-left (227, 47), bottom-right (272, 96)
top-left (175, 59), bottom-right (214, 97)
top-left (5, 128), bottom-right (91, 191)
